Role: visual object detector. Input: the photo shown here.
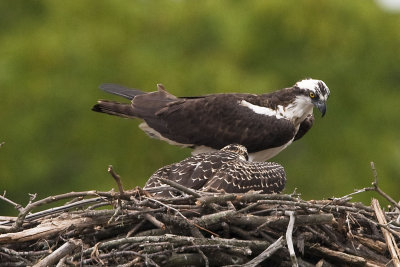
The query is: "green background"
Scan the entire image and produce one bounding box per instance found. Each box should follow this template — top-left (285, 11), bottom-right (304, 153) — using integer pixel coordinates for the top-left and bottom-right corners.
top-left (1, 0), bottom-right (399, 214)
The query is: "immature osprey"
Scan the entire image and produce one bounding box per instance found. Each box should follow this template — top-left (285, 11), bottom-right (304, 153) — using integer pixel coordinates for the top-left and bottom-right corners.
top-left (144, 144), bottom-right (286, 196)
top-left (92, 78), bottom-right (330, 161)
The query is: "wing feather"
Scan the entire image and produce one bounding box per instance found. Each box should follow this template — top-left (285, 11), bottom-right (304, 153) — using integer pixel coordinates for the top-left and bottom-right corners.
top-left (144, 150), bottom-right (238, 196)
top-left (94, 85), bottom-right (298, 152)
top-left (99, 83), bottom-right (145, 100)
top-left (147, 94), bottom-right (296, 152)
top-left (202, 161), bottom-right (286, 194)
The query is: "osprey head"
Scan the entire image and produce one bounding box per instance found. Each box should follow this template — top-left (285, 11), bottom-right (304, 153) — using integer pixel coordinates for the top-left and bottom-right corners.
top-left (295, 78), bottom-right (330, 117)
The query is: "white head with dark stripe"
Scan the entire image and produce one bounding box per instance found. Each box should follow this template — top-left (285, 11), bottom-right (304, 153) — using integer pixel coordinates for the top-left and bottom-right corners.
top-left (240, 78), bottom-right (330, 125)
top-left (294, 78), bottom-right (330, 117)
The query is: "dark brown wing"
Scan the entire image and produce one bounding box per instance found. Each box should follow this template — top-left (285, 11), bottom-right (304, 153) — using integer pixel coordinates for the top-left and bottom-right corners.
top-left (144, 94), bottom-right (296, 152)
top-left (202, 161), bottom-right (286, 194)
top-left (93, 85), bottom-right (297, 152)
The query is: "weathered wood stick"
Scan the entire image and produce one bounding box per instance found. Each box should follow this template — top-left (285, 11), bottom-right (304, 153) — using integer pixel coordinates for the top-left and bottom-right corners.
top-left (372, 198), bottom-right (400, 267)
top-left (33, 239), bottom-right (81, 267)
top-left (308, 244), bottom-right (366, 265)
top-left (240, 236), bottom-right (285, 267)
top-left (229, 213), bottom-right (334, 229)
top-left (71, 234), bottom-right (272, 261)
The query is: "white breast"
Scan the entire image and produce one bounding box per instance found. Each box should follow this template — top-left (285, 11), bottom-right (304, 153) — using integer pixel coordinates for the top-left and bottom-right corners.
top-left (247, 139), bottom-right (294, 162)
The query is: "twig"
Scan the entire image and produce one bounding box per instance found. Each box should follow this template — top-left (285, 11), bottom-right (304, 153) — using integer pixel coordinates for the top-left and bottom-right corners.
top-left (116, 258), bottom-right (141, 267)
top-left (108, 165), bottom-right (124, 209)
top-left (346, 212), bottom-right (354, 238)
top-left (108, 165), bottom-right (125, 195)
top-left (24, 197), bottom-right (105, 222)
top-left (81, 251), bottom-right (152, 266)
top-left (196, 192), bottom-right (295, 208)
top-left (194, 210), bottom-right (236, 229)
top-left (144, 213), bottom-right (165, 230)
top-left (372, 198), bottom-right (400, 266)
top-left (7, 190), bottom-right (131, 231)
top-left (0, 191), bottom-right (23, 212)
top-left (70, 234), bottom-right (272, 260)
top-left (107, 206), bottom-right (122, 224)
top-left (0, 247), bottom-right (31, 265)
top-left (290, 188), bottom-right (301, 198)
top-left (192, 241), bottom-right (209, 267)
top-left (143, 196), bottom-right (219, 236)
top-left (155, 177), bottom-right (201, 198)
top-left (352, 212), bottom-right (400, 239)
top-left (367, 162), bottom-right (400, 211)
top-left (163, 253), bottom-right (205, 266)
top-left (126, 219), bottom-right (146, 237)
top-left (143, 185), bottom-right (180, 195)
top-left (309, 244), bottom-right (367, 265)
top-left (326, 162), bottom-right (400, 213)
top-left (196, 194), bottom-right (237, 206)
top-left (148, 244), bottom-right (251, 257)
top-left (0, 246), bottom-right (50, 259)
top-left (143, 196), bottom-right (189, 221)
top-left (254, 199), bottom-right (373, 215)
top-left (239, 192), bottom-right (296, 203)
top-left (229, 213), bottom-right (333, 230)
top-left (236, 202), bottom-right (262, 213)
top-left (90, 242), bottom-right (105, 265)
top-left (33, 239), bottom-right (81, 267)
top-left (240, 236), bottom-right (285, 267)
top-left (328, 190), bottom-right (365, 204)
top-left (285, 211), bottom-right (298, 267)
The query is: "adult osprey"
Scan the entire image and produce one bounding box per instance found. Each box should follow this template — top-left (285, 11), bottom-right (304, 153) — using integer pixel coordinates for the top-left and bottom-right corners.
top-left (92, 78), bottom-right (330, 161)
top-left (144, 144), bottom-right (286, 196)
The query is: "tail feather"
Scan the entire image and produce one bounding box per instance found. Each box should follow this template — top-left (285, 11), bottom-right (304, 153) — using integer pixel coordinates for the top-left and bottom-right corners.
top-left (92, 100), bottom-right (137, 118)
top-left (99, 83), bottom-right (145, 100)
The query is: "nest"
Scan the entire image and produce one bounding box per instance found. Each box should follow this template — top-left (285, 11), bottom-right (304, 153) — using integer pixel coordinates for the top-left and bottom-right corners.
top-left (0, 166), bottom-right (399, 267)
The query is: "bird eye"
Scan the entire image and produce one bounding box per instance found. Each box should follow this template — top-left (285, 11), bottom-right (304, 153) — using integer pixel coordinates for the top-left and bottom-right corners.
top-left (309, 92), bottom-right (315, 98)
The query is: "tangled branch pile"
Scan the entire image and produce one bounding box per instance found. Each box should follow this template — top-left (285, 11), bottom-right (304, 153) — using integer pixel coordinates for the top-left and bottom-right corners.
top-left (0, 163), bottom-right (399, 267)
top-left (0, 186), bottom-right (399, 266)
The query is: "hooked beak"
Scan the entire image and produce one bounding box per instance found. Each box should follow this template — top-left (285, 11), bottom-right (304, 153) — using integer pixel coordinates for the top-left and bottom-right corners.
top-left (314, 100), bottom-right (327, 117)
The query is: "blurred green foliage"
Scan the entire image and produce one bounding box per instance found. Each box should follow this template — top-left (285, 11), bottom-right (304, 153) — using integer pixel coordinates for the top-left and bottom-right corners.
top-left (1, 0), bottom-right (399, 214)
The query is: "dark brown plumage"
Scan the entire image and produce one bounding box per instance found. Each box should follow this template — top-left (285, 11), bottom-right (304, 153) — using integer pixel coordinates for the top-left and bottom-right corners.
top-left (92, 79), bottom-right (330, 161)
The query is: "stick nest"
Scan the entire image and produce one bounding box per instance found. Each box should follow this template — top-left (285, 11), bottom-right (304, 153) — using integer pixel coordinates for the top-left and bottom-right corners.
top-left (1, 167), bottom-right (399, 266)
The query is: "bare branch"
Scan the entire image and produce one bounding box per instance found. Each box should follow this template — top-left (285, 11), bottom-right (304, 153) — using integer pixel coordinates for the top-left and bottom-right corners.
top-left (108, 165), bottom-right (125, 195)
top-left (372, 198), bottom-right (400, 266)
top-left (155, 177), bottom-right (201, 198)
top-left (366, 162), bottom-right (400, 211)
top-left (285, 211), bottom-right (298, 267)
top-left (0, 191), bottom-right (23, 212)
top-left (33, 239), bottom-right (81, 267)
top-left (240, 236), bottom-right (285, 267)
